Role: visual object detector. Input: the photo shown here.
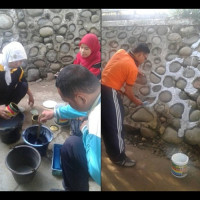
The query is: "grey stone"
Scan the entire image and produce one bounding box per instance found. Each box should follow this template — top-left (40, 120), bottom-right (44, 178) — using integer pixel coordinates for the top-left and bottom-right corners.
top-left (193, 77), bottom-right (200, 89)
top-left (185, 127), bottom-right (200, 147)
top-left (109, 40), bottom-right (119, 48)
top-left (58, 26), bottom-right (67, 35)
top-left (152, 47), bottom-right (162, 56)
top-left (39, 27), bottom-right (54, 37)
top-left (182, 34), bottom-right (199, 45)
top-left (50, 9), bottom-right (61, 13)
top-left (163, 76), bottom-right (175, 88)
top-left (52, 16), bottom-right (62, 25)
top-left (152, 36), bottom-right (161, 45)
top-left (37, 18), bottom-right (53, 27)
top-left (0, 14), bottom-right (13, 29)
top-left (140, 126), bottom-right (157, 138)
top-left (131, 108), bottom-right (154, 122)
top-left (50, 63), bottom-right (61, 71)
top-left (180, 26), bottom-right (196, 36)
top-left (169, 62), bottom-right (182, 72)
top-left (33, 60), bottom-right (46, 68)
top-left (80, 10), bottom-right (92, 18)
top-left (167, 33), bottom-right (181, 43)
top-left (139, 86), bottom-right (150, 96)
top-left (189, 110), bottom-right (200, 122)
top-left (60, 43), bottom-right (70, 53)
top-left (91, 15), bottom-right (100, 23)
top-left (162, 127), bottom-right (183, 144)
top-left (169, 103), bottom-right (184, 118)
top-left (17, 21), bottom-right (27, 29)
top-left (146, 27), bottom-right (155, 34)
top-left (183, 68), bottom-right (195, 78)
top-left (46, 50), bottom-right (57, 62)
top-left (150, 72), bottom-right (161, 84)
top-left (69, 24), bottom-right (76, 32)
top-left (179, 46), bottom-right (192, 57)
top-left (128, 36), bottom-right (136, 44)
top-left (159, 91), bottom-right (172, 103)
top-left (117, 32), bottom-right (127, 39)
top-left (176, 78), bottom-right (187, 90)
top-left (132, 26), bottom-right (143, 35)
top-left (165, 54), bottom-right (179, 61)
top-left (26, 9), bottom-right (44, 17)
top-left (157, 26), bottom-right (168, 35)
top-left (179, 91), bottom-right (189, 100)
top-left (155, 66), bottom-right (166, 75)
top-left (183, 57), bottom-right (199, 67)
top-left (27, 68), bottom-right (40, 82)
top-left (152, 85), bottom-right (161, 92)
top-left (29, 47), bottom-right (39, 57)
top-left (55, 35), bottom-right (64, 43)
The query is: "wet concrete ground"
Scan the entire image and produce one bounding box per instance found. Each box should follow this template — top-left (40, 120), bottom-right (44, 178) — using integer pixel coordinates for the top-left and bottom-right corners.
top-left (101, 140), bottom-right (200, 191)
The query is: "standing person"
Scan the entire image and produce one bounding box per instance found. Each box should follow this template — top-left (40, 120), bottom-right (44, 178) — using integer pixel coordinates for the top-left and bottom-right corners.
top-left (71, 33), bottom-right (101, 136)
top-left (39, 64), bottom-right (101, 191)
top-left (101, 43), bottom-right (150, 167)
top-left (0, 41), bottom-right (34, 119)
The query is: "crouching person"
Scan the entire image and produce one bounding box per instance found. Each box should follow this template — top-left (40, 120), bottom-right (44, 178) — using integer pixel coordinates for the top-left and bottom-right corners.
top-left (39, 64), bottom-right (101, 191)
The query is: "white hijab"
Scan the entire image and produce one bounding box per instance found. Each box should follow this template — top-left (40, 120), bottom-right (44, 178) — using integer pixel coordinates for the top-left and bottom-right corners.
top-left (0, 41), bottom-right (27, 85)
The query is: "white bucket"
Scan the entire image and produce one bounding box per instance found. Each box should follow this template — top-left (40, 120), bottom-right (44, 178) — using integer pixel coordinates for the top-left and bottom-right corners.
top-left (171, 153), bottom-right (189, 178)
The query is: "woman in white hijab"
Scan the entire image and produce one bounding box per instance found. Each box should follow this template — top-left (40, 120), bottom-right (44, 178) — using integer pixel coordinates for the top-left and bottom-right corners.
top-left (0, 41), bottom-right (34, 119)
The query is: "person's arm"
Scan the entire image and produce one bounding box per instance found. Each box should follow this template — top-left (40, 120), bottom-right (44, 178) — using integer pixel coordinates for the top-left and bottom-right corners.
top-left (39, 104), bottom-right (87, 123)
top-left (55, 104), bottom-right (87, 119)
top-left (27, 88), bottom-right (34, 107)
top-left (124, 84), bottom-right (142, 106)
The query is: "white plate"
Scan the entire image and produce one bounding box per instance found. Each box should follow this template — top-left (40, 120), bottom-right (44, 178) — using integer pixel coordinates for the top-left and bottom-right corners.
top-left (43, 100), bottom-right (57, 109)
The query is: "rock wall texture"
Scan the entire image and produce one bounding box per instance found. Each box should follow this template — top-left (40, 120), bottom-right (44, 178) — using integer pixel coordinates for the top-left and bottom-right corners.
top-left (0, 9), bottom-right (101, 81)
top-left (102, 19), bottom-right (200, 147)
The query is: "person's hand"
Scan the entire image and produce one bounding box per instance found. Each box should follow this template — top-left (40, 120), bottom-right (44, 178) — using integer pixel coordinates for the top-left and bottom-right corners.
top-left (0, 105), bottom-right (11, 119)
top-left (28, 95), bottom-right (34, 107)
top-left (39, 110), bottom-right (54, 123)
top-left (133, 98), bottom-right (143, 106)
top-left (80, 120), bottom-right (88, 131)
top-left (138, 70), bottom-right (145, 77)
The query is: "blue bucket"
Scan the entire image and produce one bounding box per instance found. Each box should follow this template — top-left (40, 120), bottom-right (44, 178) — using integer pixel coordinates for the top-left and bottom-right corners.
top-left (22, 125), bottom-right (53, 156)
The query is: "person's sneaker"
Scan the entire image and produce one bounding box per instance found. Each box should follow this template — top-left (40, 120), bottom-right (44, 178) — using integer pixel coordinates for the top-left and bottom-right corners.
top-left (113, 156), bottom-right (136, 167)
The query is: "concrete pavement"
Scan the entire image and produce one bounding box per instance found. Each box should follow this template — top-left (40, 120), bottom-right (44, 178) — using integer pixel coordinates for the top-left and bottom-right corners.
top-left (0, 80), bottom-right (100, 191)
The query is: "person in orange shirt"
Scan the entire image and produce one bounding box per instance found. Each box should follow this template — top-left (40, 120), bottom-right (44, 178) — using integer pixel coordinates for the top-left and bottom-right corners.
top-left (101, 43), bottom-right (150, 167)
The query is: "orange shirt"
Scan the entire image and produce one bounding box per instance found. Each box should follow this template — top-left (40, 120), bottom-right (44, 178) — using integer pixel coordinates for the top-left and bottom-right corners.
top-left (101, 49), bottom-right (138, 90)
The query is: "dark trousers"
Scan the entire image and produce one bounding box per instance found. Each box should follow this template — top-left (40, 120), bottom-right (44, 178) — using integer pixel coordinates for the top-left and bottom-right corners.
top-left (101, 84), bottom-right (126, 162)
top-left (0, 82), bottom-right (28, 105)
top-left (70, 117), bottom-right (88, 137)
top-left (60, 136), bottom-right (89, 191)
top-left (70, 119), bottom-right (83, 137)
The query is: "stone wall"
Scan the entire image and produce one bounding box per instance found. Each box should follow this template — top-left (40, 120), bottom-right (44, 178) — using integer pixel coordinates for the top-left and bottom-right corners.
top-left (102, 19), bottom-right (200, 147)
top-left (0, 9), bottom-right (101, 81)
